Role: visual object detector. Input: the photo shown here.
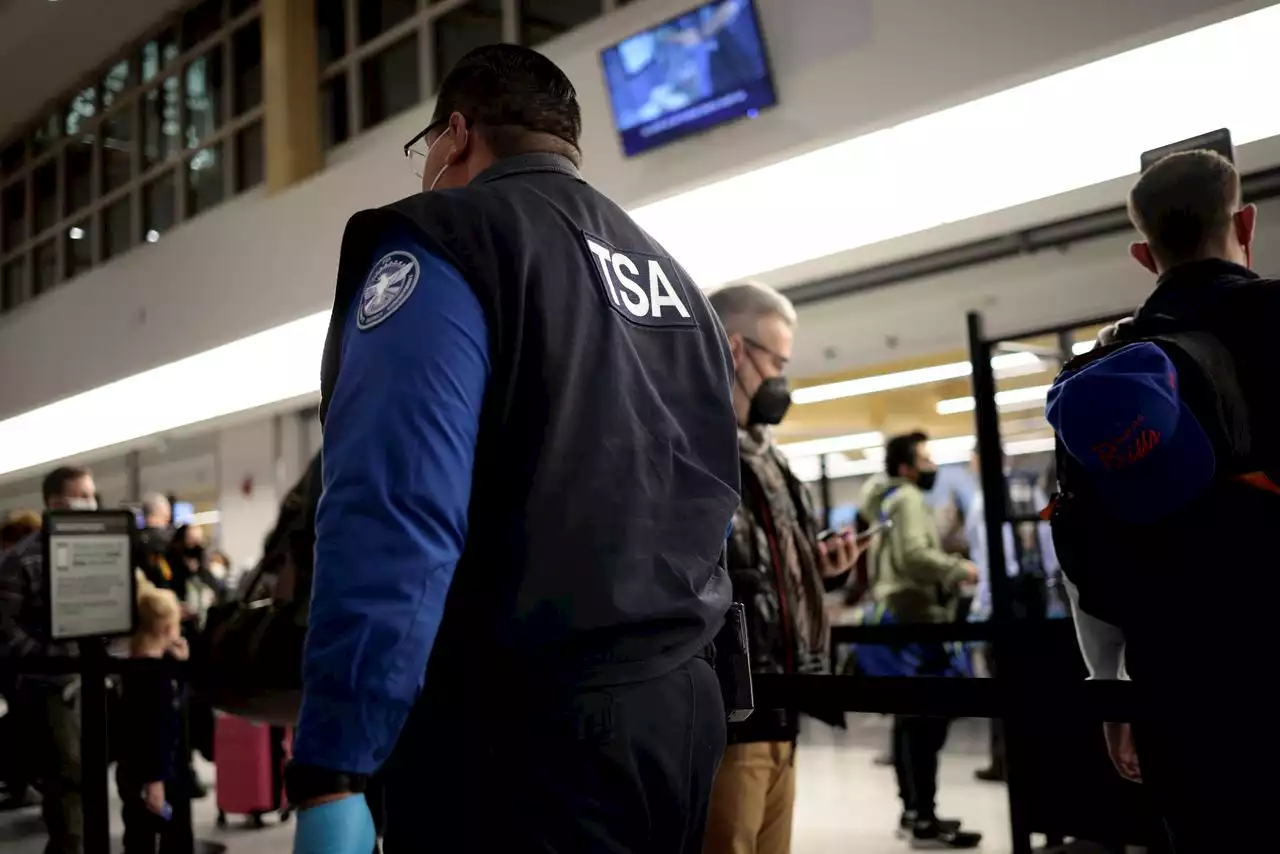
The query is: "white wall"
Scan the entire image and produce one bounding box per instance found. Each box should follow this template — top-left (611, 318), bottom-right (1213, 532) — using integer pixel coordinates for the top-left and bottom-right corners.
top-left (0, 0), bottom-right (1266, 423)
top-left (0, 409), bottom-right (315, 572)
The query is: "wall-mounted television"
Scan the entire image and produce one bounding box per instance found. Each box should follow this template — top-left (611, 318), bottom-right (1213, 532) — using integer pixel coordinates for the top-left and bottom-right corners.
top-left (600, 0), bottom-right (777, 157)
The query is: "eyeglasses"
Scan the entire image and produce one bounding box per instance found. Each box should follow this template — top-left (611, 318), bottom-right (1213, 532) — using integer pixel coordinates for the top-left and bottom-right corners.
top-left (743, 336), bottom-right (790, 372)
top-left (404, 120), bottom-right (446, 179)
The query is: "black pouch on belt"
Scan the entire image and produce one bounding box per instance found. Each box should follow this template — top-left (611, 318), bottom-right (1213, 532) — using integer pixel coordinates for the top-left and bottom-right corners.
top-left (713, 602), bottom-right (754, 723)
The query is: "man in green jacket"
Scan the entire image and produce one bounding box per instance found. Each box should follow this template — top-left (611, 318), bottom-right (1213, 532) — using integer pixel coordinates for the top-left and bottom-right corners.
top-left (861, 432), bottom-right (977, 625)
top-left (858, 431), bottom-right (980, 849)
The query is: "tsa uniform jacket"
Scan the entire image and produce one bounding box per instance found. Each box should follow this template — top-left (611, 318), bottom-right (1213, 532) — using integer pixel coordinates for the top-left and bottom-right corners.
top-left (294, 153), bottom-right (741, 776)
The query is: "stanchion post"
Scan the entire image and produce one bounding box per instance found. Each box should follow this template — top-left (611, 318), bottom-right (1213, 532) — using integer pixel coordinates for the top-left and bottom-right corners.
top-left (80, 648), bottom-right (111, 854)
top-left (818, 454), bottom-right (834, 528)
top-left (966, 311), bottom-right (1033, 854)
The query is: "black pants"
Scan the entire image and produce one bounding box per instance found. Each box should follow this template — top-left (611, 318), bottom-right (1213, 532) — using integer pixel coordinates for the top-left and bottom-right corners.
top-left (118, 774), bottom-right (191, 854)
top-left (20, 684), bottom-right (82, 854)
top-left (893, 715), bottom-right (951, 820)
top-left (1134, 712), bottom-right (1269, 854)
top-left (383, 657), bottom-right (725, 853)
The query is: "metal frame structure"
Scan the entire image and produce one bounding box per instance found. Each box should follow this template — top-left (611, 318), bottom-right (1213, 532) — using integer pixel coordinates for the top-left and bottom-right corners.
top-left (787, 165), bottom-right (1280, 308)
top-left (0, 0), bottom-right (267, 317)
top-left (1, 0), bottom-right (622, 319)
top-left (810, 309), bottom-right (1143, 853)
top-left (315, 0), bottom-right (614, 152)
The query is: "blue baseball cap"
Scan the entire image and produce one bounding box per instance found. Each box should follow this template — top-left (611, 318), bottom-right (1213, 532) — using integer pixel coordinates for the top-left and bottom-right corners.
top-left (1045, 341), bottom-right (1215, 523)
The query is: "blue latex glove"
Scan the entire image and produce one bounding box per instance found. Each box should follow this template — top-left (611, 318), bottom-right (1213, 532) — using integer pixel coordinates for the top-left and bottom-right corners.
top-left (293, 794), bottom-right (376, 854)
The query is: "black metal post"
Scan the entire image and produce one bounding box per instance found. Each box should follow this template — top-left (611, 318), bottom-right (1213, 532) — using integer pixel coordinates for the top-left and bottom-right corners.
top-left (966, 311), bottom-right (1032, 854)
top-left (818, 454), bottom-right (834, 529)
top-left (80, 649), bottom-right (111, 854)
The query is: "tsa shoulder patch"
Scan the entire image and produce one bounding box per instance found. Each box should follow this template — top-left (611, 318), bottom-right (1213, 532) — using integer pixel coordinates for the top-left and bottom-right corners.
top-left (580, 231), bottom-right (698, 329)
top-left (356, 249), bottom-right (420, 331)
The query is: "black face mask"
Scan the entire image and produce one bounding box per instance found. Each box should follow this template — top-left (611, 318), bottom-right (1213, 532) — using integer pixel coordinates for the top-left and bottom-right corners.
top-left (916, 469), bottom-right (939, 492)
top-left (747, 376), bottom-right (792, 426)
top-left (184, 546), bottom-right (205, 560)
top-left (739, 338), bottom-right (793, 426)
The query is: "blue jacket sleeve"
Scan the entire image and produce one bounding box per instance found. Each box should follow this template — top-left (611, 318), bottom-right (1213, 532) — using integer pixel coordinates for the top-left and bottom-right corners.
top-left (293, 233), bottom-right (490, 775)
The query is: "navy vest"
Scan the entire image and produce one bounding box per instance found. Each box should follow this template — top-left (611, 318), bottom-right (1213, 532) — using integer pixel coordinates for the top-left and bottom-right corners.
top-left (320, 154), bottom-right (740, 689)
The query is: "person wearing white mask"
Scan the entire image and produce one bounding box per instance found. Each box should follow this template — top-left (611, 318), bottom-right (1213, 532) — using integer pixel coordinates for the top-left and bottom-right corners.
top-left (0, 466), bottom-right (99, 854)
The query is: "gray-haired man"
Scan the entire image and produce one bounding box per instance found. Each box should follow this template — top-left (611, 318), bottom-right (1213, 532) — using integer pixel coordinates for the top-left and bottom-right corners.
top-left (702, 281), bottom-right (859, 854)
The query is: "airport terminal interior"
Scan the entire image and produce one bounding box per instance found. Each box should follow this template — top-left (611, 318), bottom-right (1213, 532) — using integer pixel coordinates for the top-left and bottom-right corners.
top-left (3, 0), bottom-right (1277, 851)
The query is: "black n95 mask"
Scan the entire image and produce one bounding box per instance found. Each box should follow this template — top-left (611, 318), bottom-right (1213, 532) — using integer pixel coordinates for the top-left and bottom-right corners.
top-left (748, 376), bottom-right (792, 426)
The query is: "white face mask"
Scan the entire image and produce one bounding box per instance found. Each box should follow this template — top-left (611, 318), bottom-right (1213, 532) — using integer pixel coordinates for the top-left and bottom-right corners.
top-left (66, 497), bottom-right (98, 511)
top-left (425, 128), bottom-right (454, 192)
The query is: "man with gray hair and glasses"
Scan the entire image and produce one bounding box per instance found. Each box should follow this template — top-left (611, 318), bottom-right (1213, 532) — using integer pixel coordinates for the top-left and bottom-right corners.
top-left (703, 281), bottom-right (860, 854)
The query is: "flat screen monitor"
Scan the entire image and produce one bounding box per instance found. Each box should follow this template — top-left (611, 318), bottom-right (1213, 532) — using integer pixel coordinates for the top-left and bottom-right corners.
top-left (172, 501), bottom-right (195, 527)
top-left (600, 0), bottom-right (777, 157)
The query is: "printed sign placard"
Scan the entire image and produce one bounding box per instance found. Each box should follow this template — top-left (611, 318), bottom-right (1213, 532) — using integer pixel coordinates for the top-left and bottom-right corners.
top-left (43, 511), bottom-right (137, 641)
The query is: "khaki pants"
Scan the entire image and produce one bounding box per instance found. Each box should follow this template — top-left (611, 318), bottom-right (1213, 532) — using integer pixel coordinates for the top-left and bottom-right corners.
top-left (702, 741), bottom-right (796, 854)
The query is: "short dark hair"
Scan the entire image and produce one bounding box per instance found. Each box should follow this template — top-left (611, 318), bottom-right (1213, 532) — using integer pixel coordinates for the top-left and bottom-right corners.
top-left (884, 432), bottom-right (928, 478)
top-left (1128, 150), bottom-right (1240, 267)
top-left (42, 466), bottom-right (91, 506)
top-left (432, 44), bottom-right (582, 166)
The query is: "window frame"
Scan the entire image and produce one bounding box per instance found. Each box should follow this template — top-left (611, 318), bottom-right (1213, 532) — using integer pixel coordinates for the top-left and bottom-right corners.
top-left (0, 0), bottom-right (265, 314)
top-left (316, 0), bottom-right (609, 154)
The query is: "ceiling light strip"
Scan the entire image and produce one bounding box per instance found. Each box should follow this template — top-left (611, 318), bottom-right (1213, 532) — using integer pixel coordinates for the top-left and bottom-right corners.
top-left (3, 5), bottom-right (1278, 477)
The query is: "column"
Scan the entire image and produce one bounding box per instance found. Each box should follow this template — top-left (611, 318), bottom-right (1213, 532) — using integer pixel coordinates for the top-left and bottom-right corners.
top-left (261, 0), bottom-right (323, 193)
top-left (216, 419), bottom-right (284, 571)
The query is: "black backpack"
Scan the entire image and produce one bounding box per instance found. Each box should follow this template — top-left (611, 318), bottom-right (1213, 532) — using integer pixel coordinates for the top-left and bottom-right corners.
top-left (1045, 322), bottom-right (1280, 635)
top-left (199, 453), bottom-right (322, 725)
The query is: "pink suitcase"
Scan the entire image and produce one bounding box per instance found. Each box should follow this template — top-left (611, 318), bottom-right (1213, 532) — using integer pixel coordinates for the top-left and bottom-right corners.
top-left (214, 714), bottom-right (293, 828)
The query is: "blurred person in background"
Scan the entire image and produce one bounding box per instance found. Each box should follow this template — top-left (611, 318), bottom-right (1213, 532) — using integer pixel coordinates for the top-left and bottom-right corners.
top-left (1, 510), bottom-right (41, 554)
top-left (0, 509), bottom-right (44, 810)
top-left (138, 493), bottom-right (174, 591)
top-left (206, 549), bottom-right (236, 598)
top-left (163, 524), bottom-right (211, 798)
top-left (0, 466), bottom-right (99, 854)
top-left (165, 524), bottom-right (206, 608)
top-left (860, 434), bottom-right (982, 849)
top-left (117, 573), bottom-right (191, 854)
top-left (702, 281), bottom-right (860, 854)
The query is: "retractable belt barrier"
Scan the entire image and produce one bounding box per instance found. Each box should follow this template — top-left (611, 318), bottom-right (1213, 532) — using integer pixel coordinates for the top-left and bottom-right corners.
top-left (0, 656), bottom-right (222, 854)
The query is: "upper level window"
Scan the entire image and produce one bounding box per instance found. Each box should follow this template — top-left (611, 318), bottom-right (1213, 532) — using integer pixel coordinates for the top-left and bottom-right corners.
top-left (141, 29), bottom-right (180, 83)
top-left (521, 0), bottom-right (603, 47)
top-left (143, 75), bottom-right (183, 169)
top-left (316, 0), bottom-right (348, 67)
top-left (0, 0), bottom-right (266, 314)
top-left (101, 60), bottom-right (134, 109)
top-left (361, 33), bottom-right (420, 130)
top-left (318, 0), bottom-right (606, 150)
top-left (233, 20), bottom-right (264, 114)
top-left (185, 49), bottom-right (225, 148)
top-left (0, 140), bottom-right (24, 181)
top-left (183, 0), bottom-right (224, 49)
top-left (358, 0), bottom-right (418, 45)
top-left (434, 0), bottom-right (504, 86)
top-left (28, 114), bottom-right (60, 159)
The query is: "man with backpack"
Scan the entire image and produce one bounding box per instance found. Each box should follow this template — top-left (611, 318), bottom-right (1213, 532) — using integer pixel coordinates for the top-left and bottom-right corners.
top-left (1045, 149), bottom-right (1280, 852)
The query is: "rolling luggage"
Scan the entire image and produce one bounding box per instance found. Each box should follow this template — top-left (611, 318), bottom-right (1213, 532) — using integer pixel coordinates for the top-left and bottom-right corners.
top-left (213, 713), bottom-right (292, 828)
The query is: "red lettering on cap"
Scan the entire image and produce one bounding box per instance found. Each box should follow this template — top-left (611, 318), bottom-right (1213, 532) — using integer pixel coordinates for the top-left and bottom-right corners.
top-left (1090, 415), bottom-right (1162, 470)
